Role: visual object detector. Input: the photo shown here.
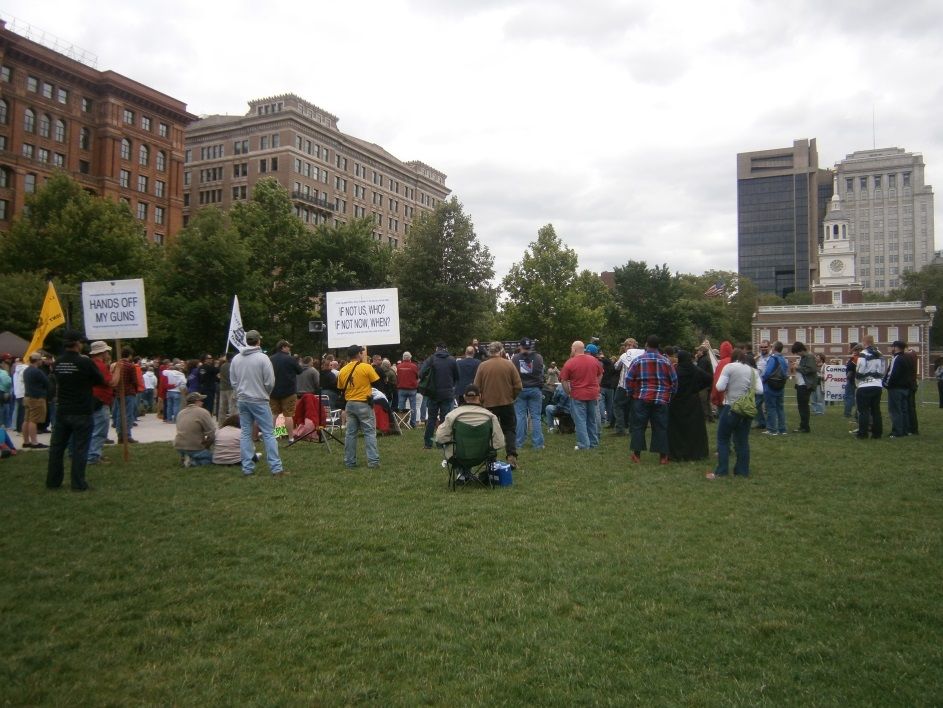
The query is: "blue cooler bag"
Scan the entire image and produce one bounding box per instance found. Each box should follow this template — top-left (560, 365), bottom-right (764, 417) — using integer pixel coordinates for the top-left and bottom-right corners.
top-left (488, 461), bottom-right (513, 487)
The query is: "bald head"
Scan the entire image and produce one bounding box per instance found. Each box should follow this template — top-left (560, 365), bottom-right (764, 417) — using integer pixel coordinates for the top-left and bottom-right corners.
top-left (571, 340), bottom-right (585, 356)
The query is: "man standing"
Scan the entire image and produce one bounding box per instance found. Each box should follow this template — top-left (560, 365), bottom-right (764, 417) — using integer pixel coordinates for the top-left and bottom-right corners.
top-left (456, 345), bottom-right (481, 400)
top-left (395, 352), bottom-right (419, 427)
top-left (420, 343), bottom-right (459, 450)
top-left (269, 340), bottom-right (302, 442)
top-left (844, 344), bottom-right (860, 419)
top-left (217, 352), bottom-right (235, 423)
top-left (113, 347), bottom-right (139, 444)
top-left (196, 354), bottom-right (219, 417)
top-left (613, 338), bottom-right (644, 436)
top-left (337, 345), bottom-right (380, 469)
top-left (753, 340), bottom-right (771, 430)
top-left (21, 352), bottom-right (49, 449)
top-left (559, 340), bottom-right (603, 451)
top-left (296, 356), bottom-right (320, 395)
top-left (625, 335), bottom-right (677, 464)
top-left (87, 340), bottom-right (117, 466)
top-left (229, 330), bottom-right (284, 476)
top-left (596, 345), bottom-right (618, 429)
top-left (46, 331), bottom-right (104, 491)
top-left (790, 341), bottom-right (818, 434)
top-left (511, 337), bottom-right (545, 451)
top-left (903, 346), bottom-right (920, 435)
top-left (174, 392), bottom-right (217, 467)
top-left (761, 341), bottom-right (789, 436)
top-left (884, 340), bottom-right (914, 438)
top-left (854, 336), bottom-right (885, 440)
top-left (474, 341), bottom-right (523, 467)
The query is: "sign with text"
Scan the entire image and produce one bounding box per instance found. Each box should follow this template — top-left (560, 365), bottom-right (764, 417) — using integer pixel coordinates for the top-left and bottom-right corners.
top-left (81, 278), bottom-right (148, 339)
top-left (326, 288), bottom-right (400, 349)
top-left (822, 364), bottom-right (847, 402)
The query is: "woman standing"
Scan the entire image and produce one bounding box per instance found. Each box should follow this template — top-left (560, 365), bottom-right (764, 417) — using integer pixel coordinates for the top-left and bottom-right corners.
top-left (707, 349), bottom-right (764, 479)
top-left (668, 350), bottom-right (712, 461)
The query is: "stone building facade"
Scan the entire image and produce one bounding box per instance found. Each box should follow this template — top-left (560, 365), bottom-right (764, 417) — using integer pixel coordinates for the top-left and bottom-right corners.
top-left (0, 19), bottom-right (195, 244)
top-left (184, 94), bottom-right (450, 248)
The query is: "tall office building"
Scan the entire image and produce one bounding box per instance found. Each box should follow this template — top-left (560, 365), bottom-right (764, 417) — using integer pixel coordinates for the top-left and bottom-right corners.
top-left (184, 94), bottom-right (450, 248)
top-left (737, 138), bottom-right (833, 297)
top-left (0, 18), bottom-right (195, 244)
top-left (835, 147), bottom-right (935, 295)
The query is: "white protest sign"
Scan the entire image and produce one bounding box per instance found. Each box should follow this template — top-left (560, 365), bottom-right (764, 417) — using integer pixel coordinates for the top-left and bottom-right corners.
top-left (822, 364), bottom-right (847, 402)
top-left (326, 288), bottom-right (400, 349)
top-left (82, 278), bottom-right (149, 339)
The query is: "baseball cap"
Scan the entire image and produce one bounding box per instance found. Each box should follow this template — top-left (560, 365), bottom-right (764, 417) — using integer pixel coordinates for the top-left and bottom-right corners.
top-left (63, 329), bottom-right (89, 344)
top-left (519, 337), bottom-right (534, 350)
top-left (245, 330), bottom-right (261, 342)
top-left (585, 344), bottom-right (600, 355)
top-left (186, 392), bottom-right (207, 403)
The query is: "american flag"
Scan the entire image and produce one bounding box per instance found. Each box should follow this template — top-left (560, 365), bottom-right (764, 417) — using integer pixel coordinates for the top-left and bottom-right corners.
top-left (703, 281), bottom-right (725, 298)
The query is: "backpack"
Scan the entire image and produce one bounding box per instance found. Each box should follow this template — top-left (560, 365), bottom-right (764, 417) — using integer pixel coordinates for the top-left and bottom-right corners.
top-left (417, 361), bottom-right (436, 398)
top-left (766, 355), bottom-right (787, 390)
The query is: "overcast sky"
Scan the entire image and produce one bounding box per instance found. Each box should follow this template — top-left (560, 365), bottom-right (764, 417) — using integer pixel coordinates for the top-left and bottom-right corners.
top-left (5, 0), bottom-right (942, 283)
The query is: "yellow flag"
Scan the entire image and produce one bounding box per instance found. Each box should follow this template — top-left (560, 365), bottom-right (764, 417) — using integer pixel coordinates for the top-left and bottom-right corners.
top-left (24, 282), bottom-right (66, 359)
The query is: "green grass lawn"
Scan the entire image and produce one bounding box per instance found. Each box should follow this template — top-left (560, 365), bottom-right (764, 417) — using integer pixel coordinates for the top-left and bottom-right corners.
top-left (2, 398), bottom-right (942, 706)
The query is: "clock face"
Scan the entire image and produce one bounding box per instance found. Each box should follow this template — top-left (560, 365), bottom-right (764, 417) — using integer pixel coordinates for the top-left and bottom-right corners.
top-left (829, 259), bottom-right (845, 273)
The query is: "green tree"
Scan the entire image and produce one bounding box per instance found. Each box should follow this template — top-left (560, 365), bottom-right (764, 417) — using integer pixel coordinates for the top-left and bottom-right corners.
top-left (500, 224), bottom-right (609, 361)
top-left (893, 264), bottom-right (943, 346)
top-left (0, 271), bottom-right (51, 340)
top-left (0, 173), bottom-right (155, 286)
top-left (607, 261), bottom-right (694, 348)
top-left (146, 208), bottom-right (257, 356)
top-left (391, 197), bottom-right (495, 354)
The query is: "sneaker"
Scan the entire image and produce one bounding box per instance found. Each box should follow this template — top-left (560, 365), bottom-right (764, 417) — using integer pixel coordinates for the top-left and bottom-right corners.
top-left (252, 452), bottom-right (261, 463)
top-left (32, 442), bottom-right (49, 449)
top-left (368, 462), bottom-right (380, 469)
top-left (182, 455), bottom-right (192, 468)
top-left (762, 430), bottom-right (777, 436)
top-left (848, 429), bottom-right (859, 435)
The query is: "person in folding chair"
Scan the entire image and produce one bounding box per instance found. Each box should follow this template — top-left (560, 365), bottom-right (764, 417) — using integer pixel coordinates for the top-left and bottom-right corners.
top-left (435, 384), bottom-right (505, 488)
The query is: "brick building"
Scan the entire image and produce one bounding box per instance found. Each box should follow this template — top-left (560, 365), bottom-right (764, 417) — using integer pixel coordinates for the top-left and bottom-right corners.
top-left (0, 18), bottom-right (196, 244)
top-left (183, 94), bottom-right (450, 247)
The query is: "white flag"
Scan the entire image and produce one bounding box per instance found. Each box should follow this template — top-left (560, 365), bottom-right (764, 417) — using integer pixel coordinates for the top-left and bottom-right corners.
top-left (228, 295), bottom-right (247, 352)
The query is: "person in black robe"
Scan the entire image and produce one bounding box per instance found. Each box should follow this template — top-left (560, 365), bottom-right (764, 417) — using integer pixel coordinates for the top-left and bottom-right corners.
top-left (668, 350), bottom-right (712, 461)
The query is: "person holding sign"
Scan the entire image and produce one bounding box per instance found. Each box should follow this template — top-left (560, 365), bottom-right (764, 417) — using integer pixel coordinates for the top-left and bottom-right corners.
top-left (337, 345), bottom-right (381, 469)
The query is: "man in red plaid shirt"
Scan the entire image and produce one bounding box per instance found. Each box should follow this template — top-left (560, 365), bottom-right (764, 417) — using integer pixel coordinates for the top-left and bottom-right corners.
top-left (625, 334), bottom-right (678, 464)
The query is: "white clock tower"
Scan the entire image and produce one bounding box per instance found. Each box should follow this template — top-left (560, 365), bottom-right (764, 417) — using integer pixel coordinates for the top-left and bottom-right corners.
top-left (812, 176), bottom-right (862, 304)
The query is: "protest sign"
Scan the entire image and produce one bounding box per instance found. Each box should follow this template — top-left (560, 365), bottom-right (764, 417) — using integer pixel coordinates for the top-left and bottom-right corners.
top-left (326, 288), bottom-right (400, 349)
top-left (822, 364), bottom-right (847, 402)
top-left (81, 278), bottom-right (148, 339)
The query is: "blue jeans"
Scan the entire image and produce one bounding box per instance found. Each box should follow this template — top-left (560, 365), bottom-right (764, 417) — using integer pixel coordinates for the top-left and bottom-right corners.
top-left (1, 396), bottom-right (13, 428)
top-left (570, 398), bottom-right (599, 449)
top-left (714, 405), bottom-right (752, 476)
top-left (178, 448), bottom-right (213, 466)
top-left (165, 390), bottom-right (181, 423)
top-left (888, 387), bottom-right (910, 437)
top-left (344, 400), bottom-right (379, 467)
top-left (112, 395), bottom-right (137, 440)
top-left (843, 382), bottom-right (856, 417)
top-left (810, 386), bottom-right (824, 414)
top-left (397, 389), bottom-right (417, 426)
top-left (46, 413), bottom-right (93, 490)
top-left (600, 387), bottom-right (615, 426)
top-left (763, 388), bottom-right (786, 434)
top-left (514, 387), bottom-right (545, 449)
top-left (238, 398), bottom-right (282, 475)
top-left (424, 397), bottom-right (454, 448)
top-left (87, 405), bottom-right (110, 462)
top-left (753, 393), bottom-right (767, 428)
top-left (629, 400), bottom-right (670, 455)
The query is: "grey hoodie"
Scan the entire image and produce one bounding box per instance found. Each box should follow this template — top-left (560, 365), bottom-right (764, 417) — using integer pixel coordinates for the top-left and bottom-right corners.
top-left (229, 346), bottom-right (275, 402)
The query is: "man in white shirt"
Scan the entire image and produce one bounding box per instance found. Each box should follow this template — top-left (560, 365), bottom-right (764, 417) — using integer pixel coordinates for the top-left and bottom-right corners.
top-left (612, 338), bottom-right (644, 436)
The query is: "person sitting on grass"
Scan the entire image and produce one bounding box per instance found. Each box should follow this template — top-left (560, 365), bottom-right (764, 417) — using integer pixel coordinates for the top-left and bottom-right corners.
top-left (213, 414), bottom-right (249, 466)
top-left (435, 384), bottom-right (505, 483)
top-left (174, 392), bottom-right (216, 468)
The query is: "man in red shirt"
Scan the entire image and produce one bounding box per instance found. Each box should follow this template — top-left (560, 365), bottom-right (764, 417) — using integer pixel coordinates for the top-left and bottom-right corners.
top-left (396, 351), bottom-right (420, 427)
top-left (559, 340), bottom-right (603, 450)
top-left (87, 341), bottom-right (118, 465)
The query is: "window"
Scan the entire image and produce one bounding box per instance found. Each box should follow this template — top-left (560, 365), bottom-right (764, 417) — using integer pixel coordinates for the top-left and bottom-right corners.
top-left (0, 199), bottom-right (6, 220)
top-left (137, 175), bottom-right (148, 192)
top-left (155, 180), bottom-right (165, 197)
top-left (908, 326), bottom-right (920, 343)
top-left (271, 134), bottom-right (279, 148)
top-left (80, 128), bottom-right (91, 150)
top-left (845, 177), bottom-right (854, 193)
top-left (153, 233), bottom-right (164, 245)
top-left (260, 136), bottom-right (268, 150)
top-left (53, 153), bottom-right (64, 168)
top-left (185, 149), bottom-right (192, 163)
top-left (873, 175), bottom-right (881, 190)
top-left (0, 99), bottom-right (6, 124)
top-left (270, 157), bottom-right (278, 171)
top-left (27, 76), bottom-right (39, 92)
top-left (39, 113), bottom-right (51, 137)
top-left (814, 328), bottom-right (825, 344)
top-left (121, 138), bottom-right (131, 160)
top-left (139, 144), bottom-right (149, 166)
top-left (57, 88), bottom-right (68, 104)
top-left (136, 202), bottom-right (148, 220)
top-left (234, 139), bottom-right (248, 155)
top-left (79, 160), bottom-right (90, 174)
top-left (859, 176), bottom-right (867, 190)
top-left (156, 151), bottom-right (166, 171)
top-left (183, 171), bottom-right (191, 186)
top-left (233, 163), bottom-right (247, 178)
top-left (123, 109), bottom-right (134, 124)
top-left (38, 148), bottom-right (49, 163)
top-left (54, 119), bottom-right (66, 143)
top-left (25, 173), bottom-right (36, 193)
top-left (22, 143), bottom-right (34, 159)
top-left (887, 173), bottom-right (896, 189)
top-left (0, 66), bottom-right (9, 82)
top-left (259, 159), bottom-right (267, 173)
top-left (903, 172), bottom-right (911, 187)
top-left (159, 122), bottom-right (168, 138)
top-left (0, 167), bottom-right (9, 188)
top-left (183, 193), bottom-right (190, 207)
top-left (41, 82), bottom-right (53, 99)
top-left (82, 97), bottom-right (92, 113)
top-left (24, 108), bottom-right (36, 133)
top-left (120, 170), bottom-right (130, 188)
top-left (142, 116), bottom-right (151, 131)
top-left (155, 206), bottom-right (164, 225)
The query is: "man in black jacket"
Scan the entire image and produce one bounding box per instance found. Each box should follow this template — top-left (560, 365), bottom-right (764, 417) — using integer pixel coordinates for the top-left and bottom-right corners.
top-left (884, 340), bottom-right (914, 438)
top-left (420, 343), bottom-right (459, 450)
top-left (269, 340), bottom-right (302, 441)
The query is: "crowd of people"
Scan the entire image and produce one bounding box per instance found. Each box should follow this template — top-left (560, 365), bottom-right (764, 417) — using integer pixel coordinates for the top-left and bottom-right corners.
top-left (2, 327), bottom-right (940, 489)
